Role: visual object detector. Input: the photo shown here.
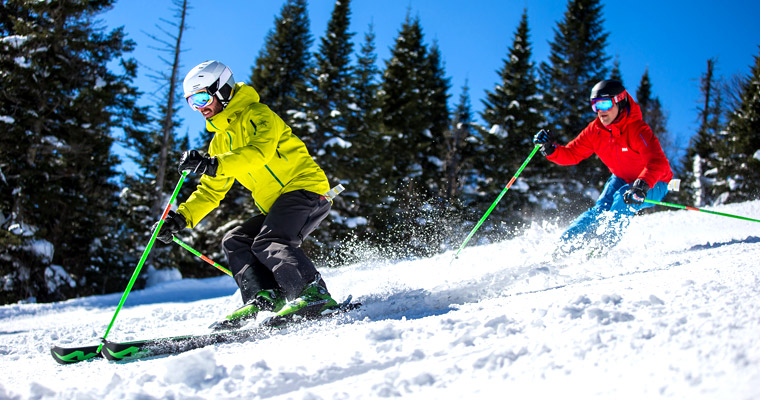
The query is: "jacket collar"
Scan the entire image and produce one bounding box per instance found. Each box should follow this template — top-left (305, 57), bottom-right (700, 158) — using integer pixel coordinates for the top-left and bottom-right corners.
top-left (205, 83), bottom-right (261, 132)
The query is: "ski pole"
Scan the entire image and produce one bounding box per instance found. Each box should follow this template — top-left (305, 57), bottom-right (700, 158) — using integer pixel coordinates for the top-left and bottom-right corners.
top-left (453, 144), bottom-right (541, 259)
top-left (98, 172), bottom-right (188, 351)
top-left (644, 199), bottom-right (760, 223)
top-left (172, 236), bottom-right (232, 276)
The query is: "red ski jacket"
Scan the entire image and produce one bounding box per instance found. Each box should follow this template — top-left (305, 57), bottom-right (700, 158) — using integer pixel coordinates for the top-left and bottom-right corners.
top-left (547, 94), bottom-right (673, 188)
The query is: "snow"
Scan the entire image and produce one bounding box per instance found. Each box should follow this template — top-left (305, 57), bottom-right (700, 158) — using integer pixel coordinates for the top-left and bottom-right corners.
top-left (324, 137), bottom-right (352, 149)
top-left (2, 201), bottom-right (760, 399)
top-left (27, 239), bottom-right (54, 262)
top-left (489, 123), bottom-right (507, 137)
top-left (44, 265), bottom-right (76, 293)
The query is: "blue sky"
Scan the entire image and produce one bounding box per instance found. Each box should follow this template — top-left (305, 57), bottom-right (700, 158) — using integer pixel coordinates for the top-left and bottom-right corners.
top-left (102, 0), bottom-right (760, 174)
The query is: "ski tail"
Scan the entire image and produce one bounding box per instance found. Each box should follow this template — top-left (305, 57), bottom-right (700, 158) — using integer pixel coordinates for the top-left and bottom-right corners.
top-left (50, 344), bottom-right (103, 365)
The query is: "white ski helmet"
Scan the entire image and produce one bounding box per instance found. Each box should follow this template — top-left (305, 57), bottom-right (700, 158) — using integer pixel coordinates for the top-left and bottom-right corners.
top-left (183, 60), bottom-right (235, 107)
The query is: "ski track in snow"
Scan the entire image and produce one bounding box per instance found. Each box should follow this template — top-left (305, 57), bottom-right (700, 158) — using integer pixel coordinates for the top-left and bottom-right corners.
top-left (1, 201), bottom-right (760, 399)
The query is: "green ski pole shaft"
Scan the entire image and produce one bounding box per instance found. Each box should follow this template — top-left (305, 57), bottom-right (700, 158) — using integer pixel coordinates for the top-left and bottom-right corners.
top-left (98, 172), bottom-right (188, 351)
top-left (454, 144), bottom-right (541, 258)
top-left (172, 236), bottom-right (232, 276)
top-left (644, 199), bottom-right (760, 223)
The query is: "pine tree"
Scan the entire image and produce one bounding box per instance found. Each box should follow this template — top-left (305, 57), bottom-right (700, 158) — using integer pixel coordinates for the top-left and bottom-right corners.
top-left (718, 48), bottom-right (760, 202)
top-left (324, 24), bottom-right (385, 260)
top-left (437, 82), bottom-right (483, 251)
top-left (539, 0), bottom-right (610, 205)
top-left (308, 0), bottom-right (354, 155)
top-left (635, 69), bottom-right (675, 163)
top-left (443, 83), bottom-right (481, 203)
top-left (381, 12), bottom-right (430, 195)
top-left (249, 0), bottom-right (313, 139)
top-left (421, 41), bottom-right (452, 195)
top-left (610, 57), bottom-right (623, 82)
top-left (379, 12), bottom-right (451, 256)
top-left (681, 58), bottom-right (726, 206)
top-left (299, 0), bottom-right (357, 257)
top-left (0, 0), bottom-right (143, 303)
top-left (478, 9), bottom-right (544, 231)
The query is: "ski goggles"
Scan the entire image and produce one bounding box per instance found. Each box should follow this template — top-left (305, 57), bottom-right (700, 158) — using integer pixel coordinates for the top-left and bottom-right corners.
top-left (591, 91), bottom-right (627, 112)
top-left (186, 89), bottom-right (214, 110)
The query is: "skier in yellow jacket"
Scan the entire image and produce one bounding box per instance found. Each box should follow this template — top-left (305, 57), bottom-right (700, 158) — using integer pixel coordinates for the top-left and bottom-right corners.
top-left (155, 60), bottom-right (337, 329)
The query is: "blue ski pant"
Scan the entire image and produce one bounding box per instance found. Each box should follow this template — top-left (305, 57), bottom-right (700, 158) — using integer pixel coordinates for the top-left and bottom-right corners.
top-left (560, 175), bottom-right (668, 250)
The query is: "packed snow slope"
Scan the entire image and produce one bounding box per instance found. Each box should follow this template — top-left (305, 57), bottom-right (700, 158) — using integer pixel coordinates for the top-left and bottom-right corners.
top-left (2, 201), bottom-right (760, 399)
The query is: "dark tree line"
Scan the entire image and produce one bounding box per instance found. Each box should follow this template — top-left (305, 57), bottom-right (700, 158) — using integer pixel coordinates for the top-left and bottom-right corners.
top-left (1, 0), bottom-right (758, 304)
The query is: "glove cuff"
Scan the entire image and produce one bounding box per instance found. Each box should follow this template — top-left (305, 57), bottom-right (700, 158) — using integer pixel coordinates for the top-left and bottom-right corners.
top-left (166, 210), bottom-right (187, 229)
top-left (541, 143), bottom-right (556, 156)
top-left (632, 179), bottom-right (649, 194)
top-left (206, 157), bottom-right (219, 177)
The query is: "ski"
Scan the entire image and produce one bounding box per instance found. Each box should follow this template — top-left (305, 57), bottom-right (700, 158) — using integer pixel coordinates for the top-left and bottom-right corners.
top-left (101, 299), bottom-right (360, 362)
top-left (50, 297), bottom-right (359, 364)
top-left (50, 343), bottom-right (104, 365)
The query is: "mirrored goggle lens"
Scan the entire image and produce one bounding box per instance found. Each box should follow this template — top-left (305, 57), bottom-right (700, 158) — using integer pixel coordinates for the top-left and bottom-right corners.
top-left (591, 98), bottom-right (614, 112)
top-left (186, 91), bottom-right (213, 110)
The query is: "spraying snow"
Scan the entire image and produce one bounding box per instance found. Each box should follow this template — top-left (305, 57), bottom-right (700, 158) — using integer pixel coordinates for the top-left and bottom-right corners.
top-left (1, 201), bottom-right (759, 399)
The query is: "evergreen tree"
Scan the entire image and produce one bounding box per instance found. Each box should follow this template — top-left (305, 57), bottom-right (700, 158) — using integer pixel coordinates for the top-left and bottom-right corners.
top-left (438, 83), bottom-right (482, 250)
top-left (635, 69), bottom-right (675, 163)
top-left (325, 24), bottom-right (385, 260)
top-left (421, 41), bottom-right (452, 195)
top-left (610, 56), bottom-right (623, 82)
top-left (718, 48), bottom-right (760, 202)
top-left (539, 0), bottom-right (610, 206)
top-left (681, 58), bottom-right (726, 206)
top-left (301, 0), bottom-right (356, 257)
top-left (381, 12), bottom-right (430, 196)
top-left (249, 0), bottom-right (313, 138)
top-left (443, 83), bottom-right (481, 203)
top-left (379, 12), bottom-right (451, 256)
top-left (478, 9), bottom-right (544, 231)
top-left (307, 0), bottom-right (354, 154)
top-left (0, 0), bottom-right (143, 303)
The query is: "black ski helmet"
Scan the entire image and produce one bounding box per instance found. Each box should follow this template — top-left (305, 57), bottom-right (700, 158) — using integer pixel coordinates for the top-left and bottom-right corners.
top-left (590, 79), bottom-right (629, 111)
top-left (590, 79), bottom-right (625, 101)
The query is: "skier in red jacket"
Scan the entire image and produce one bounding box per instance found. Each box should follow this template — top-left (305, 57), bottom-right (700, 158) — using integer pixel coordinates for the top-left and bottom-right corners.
top-left (533, 79), bottom-right (673, 256)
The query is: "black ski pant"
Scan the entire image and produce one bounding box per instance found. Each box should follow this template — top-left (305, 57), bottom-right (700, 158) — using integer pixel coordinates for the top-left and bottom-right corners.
top-left (222, 190), bottom-right (330, 303)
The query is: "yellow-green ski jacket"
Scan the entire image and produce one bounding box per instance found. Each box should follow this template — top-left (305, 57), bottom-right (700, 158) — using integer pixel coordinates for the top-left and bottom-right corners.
top-left (177, 83), bottom-right (329, 228)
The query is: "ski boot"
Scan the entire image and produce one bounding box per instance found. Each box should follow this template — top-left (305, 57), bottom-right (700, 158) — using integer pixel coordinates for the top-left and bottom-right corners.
top-left (263, 280), bottom-right (339, 326)
top-left (211, 289), bottom-right (285, 331)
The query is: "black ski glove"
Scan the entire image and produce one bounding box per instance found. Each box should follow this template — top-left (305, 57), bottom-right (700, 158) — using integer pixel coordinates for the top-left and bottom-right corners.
top-left (623, 179), bottom-right (650, 205)
top-left (532, 129), bottom-right (556, 156)
top-left (178, 150), bottom-right (218, 177)
top-left (152, 210), bottom-right (186, 244)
